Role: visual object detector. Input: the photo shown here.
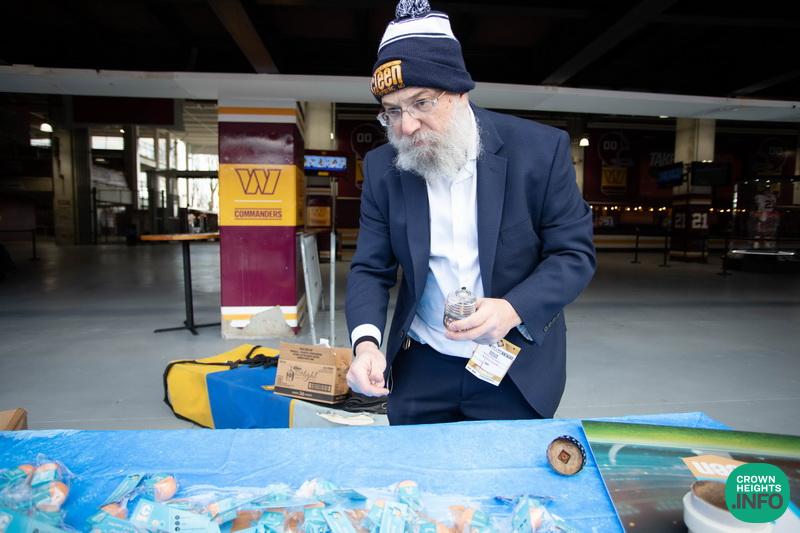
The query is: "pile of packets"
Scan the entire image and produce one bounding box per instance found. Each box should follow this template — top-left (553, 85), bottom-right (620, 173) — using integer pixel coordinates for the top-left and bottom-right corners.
top-left (0, 458), bottom-right (575, 532)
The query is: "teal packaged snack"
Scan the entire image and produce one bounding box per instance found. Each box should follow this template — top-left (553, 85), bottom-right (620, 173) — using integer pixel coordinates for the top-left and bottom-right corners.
top-left (102, 474), bottom-right (144, 506)
top-left (30, 463), bottom-right (62, 487)
top-left (395, 481), bottom-right (422, 512)
top-left (416, 519), bottom-right (437, 533)
top-left (467, 508), bottom-right (494, 532)
top-left (363, 500), bottom-right (385, 533)
top-left (319, 489), bottom-right (367, 507)
top-left (378, 501), bottom-right (408, 533)
top-left (255, 510), bottom-right (284, 533)
top-left (303, 507), bottom-right (327, 533)
top-left (322, 507), bottom-right (357, 533)
top-left (140, 474), bottom-right (178, 502)
top-left (32, 510), bottom-right (64, 526)
top-left (0, 509), bottom-right (67, 533)
top-left (0, 468), bottom-right (28, 489)
top-left (511, 496), bottom-right (577, 533)
top-left (206, 495), bottom-right (254, 524)
top-left (87, 511), bottom-right (143, 533)
top-left (130, 498), bottom-right (220, 533)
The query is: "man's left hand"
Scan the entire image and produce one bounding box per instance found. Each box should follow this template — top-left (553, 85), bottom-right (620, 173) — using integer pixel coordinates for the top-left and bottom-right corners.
top-left (444, 298), bottom-right (522, 345)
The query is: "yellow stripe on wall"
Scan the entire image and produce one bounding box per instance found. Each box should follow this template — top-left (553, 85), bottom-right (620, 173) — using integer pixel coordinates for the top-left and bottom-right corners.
top-left (223, 313), bottom-right (298, 321)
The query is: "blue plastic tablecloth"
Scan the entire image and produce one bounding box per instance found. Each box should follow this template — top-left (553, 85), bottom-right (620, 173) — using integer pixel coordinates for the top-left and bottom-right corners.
top-left (0, 412), bottom-right (726, 531)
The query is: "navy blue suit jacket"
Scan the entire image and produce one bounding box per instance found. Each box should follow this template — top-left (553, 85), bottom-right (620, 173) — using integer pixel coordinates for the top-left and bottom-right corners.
top-left (345, 105), bottom-right (596, 417)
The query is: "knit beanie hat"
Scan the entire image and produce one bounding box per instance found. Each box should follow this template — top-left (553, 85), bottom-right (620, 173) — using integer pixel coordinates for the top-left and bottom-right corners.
top-left (370, 0), bottom-right (475, 100)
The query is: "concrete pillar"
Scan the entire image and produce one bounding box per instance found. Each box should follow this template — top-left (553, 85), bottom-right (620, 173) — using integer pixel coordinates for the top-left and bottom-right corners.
top-left (671, 118), bottom-right (716, 261)
top-left (148, 160), bottom-right (158, 231)
top-left (123, 125), bottom-right (138, 208)
top-left (165, 132), bottom-right (179, 227)
top-left (218, 98), bottom-right (306, 338)
top-left (52, 129), bottom-right (75, 245)
top-left (166, 134), bottom-right (179, 221)
top-left (165, 131), bottom-right (172, 169)
top-left (51, 128), bottom-right (94, 245)
top-left (72, 128), bottom-right (93, 245)
top-left (148, 129), bottom-right (160, 233)
top-left (795, 134), bottom-right (800, 176)
top-left (674, 118), bottom-right (715, 166)
top-left (305, 102), bottom-right (336, 150)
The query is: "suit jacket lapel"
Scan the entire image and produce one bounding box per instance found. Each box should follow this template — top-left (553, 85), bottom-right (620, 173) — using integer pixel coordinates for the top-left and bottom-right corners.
top-left (400, 168), bottom-right (430, 301)
top-left (474, 106), bottom-right (507, 298)
top-left (398, 106), bottom-right (507, 302)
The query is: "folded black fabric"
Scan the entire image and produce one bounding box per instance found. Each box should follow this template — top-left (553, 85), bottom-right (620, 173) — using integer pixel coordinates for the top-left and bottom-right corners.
top-left (337, 392), bottom-right (388, 414)
top-left (301, 391), bottom-right (388, 415)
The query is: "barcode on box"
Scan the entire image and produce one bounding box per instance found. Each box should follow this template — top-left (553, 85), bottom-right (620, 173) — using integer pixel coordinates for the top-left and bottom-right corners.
top-left (308, 382), bottom-right (331, 392)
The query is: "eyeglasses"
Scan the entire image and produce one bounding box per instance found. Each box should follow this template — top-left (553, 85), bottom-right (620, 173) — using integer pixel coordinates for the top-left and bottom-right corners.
top-left (377, 91), bottom-right (447, 127)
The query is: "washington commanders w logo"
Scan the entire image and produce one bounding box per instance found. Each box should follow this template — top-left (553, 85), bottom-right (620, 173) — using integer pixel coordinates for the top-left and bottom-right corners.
top-left (235, 168), bottom-right (281, 195)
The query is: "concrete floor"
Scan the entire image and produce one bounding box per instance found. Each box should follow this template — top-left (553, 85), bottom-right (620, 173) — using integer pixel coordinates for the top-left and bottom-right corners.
top-left (0, 239), bottom-right (798, 435)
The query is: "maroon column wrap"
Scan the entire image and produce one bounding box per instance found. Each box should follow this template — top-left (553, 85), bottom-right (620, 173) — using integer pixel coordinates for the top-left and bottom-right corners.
top-left (219, 118), bottom-right (304, 331)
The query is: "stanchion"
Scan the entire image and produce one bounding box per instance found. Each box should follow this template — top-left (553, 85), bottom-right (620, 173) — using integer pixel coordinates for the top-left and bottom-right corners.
top-left (631, 227), bottom-right (641, 264)
top-left (718, 233), bottom-right (732, 276)
top-left (91, 187), bottom-right (98, 245)
top-left (30, 230), bottom-right (39, 261)
top-left (659, 229), bottom-right (671, 268)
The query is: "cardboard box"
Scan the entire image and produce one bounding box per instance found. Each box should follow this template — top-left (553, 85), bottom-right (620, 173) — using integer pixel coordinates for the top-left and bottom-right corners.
top-left (274, 342), bottom-right (351, 404)
top-left (0, 408), bottom-right (28, 430)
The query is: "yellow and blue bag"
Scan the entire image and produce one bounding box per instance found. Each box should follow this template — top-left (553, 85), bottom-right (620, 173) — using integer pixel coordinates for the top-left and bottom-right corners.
top-left (162, 344), bottom-right (279, 428)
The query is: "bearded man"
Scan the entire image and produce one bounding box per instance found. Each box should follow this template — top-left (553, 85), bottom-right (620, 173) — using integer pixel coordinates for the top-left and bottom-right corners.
top-left (345, 0), bottom-right (596, 425)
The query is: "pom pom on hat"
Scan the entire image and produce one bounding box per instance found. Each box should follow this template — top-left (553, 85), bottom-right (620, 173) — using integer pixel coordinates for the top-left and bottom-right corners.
top-left (395, 0), bottom-right (431, 19)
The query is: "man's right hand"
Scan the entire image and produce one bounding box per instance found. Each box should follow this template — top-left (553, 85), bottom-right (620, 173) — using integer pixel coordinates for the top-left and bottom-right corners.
top-left (347, 342), bottom-right (390, 396)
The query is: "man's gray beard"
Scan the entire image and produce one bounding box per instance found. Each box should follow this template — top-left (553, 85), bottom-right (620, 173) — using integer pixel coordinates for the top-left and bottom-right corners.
top-left (386, 103), bottom-right (480, 183)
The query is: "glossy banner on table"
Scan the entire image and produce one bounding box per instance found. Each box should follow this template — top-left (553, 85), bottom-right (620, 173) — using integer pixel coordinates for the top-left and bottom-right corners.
top-left (584, 420), bottom-right (800, 532)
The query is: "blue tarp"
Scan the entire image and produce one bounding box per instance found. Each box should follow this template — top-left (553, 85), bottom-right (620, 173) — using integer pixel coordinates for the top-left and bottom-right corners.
top-left (0, 412), bottom-right (726, 531)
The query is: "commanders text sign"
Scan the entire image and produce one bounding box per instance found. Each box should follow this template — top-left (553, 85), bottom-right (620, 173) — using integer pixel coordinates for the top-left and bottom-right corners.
top-left (219, 164), bottom-right (304, 227)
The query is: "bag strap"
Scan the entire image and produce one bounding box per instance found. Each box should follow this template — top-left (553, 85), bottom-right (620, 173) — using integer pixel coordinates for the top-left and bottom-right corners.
top-left (163, 345), bottom-right (278, 422)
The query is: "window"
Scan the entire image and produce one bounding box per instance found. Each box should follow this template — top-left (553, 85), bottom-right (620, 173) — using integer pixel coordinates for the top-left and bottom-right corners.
top-left (176, 139), bottom-right (187, 171)
top-left (158, 138), bottom-right (167, 167)
top-left (91, 136), bottom-right (124, 150)
top-left (189, 153), bottom-right (218, 171)
top-left (138, 138), bottom-right (155, 160)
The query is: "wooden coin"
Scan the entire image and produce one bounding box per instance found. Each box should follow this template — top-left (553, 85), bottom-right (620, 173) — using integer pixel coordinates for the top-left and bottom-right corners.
top-left (547, 435), bottom-right (586, 476)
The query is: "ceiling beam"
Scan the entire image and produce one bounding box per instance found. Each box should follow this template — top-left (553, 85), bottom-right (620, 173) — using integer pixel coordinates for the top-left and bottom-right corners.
top-left (254, 0), bottom-right (591, 18)
top-left (3, 66), bottom-right (798, 122)
top-left (656, 14), bottom-right (800, 29)
top-left (208, 0), bottom-right (278, 74)
top-left (731, 69), bottom-right (800, 96)
top-left (253, 0), bottom-right (595, 20)
top-left (542, 0), bottom-right (678, 86)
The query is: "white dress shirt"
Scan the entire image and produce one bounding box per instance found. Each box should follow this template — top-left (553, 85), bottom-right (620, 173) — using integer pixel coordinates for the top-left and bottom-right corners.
top-left (351, 108), bottom-right (482, 358)
top-left (407, 110), bottom-right (481, 358)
